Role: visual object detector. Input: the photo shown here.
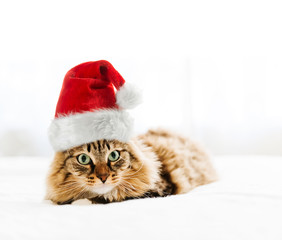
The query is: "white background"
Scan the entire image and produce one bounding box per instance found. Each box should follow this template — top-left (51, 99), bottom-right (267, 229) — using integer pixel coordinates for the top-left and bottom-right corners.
top-left (0, 0), bottom-right (282, 156)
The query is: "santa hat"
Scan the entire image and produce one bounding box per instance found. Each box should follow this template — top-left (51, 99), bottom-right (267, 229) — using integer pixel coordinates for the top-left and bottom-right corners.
top-left (48, 60), bottom-right (142, 152)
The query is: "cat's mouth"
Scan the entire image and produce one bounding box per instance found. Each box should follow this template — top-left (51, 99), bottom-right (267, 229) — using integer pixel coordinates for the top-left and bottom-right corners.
top-left (91, 184), bottom-right (114, 195)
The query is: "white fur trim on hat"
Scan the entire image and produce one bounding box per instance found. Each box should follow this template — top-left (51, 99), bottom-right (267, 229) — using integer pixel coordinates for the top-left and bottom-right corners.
top-left (48, 109), bottom-right (134, 152)
top-left (116, 82), bottom-right (142, 109)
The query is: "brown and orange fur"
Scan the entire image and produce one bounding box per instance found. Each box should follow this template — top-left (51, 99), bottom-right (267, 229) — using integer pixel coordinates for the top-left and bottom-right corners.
top-left (46, 129), bottom-right (217, 204)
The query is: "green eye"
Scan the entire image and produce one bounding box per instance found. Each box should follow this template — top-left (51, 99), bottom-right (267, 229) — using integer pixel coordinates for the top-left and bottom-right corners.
top-left (77, 154), bottom-right (91, 165)
top-left (108, 150), bottom-right (120, 162)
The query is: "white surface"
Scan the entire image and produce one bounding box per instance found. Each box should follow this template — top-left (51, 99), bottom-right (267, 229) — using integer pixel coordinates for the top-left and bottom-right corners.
top-left (0, 156), bottom-right (282, 240)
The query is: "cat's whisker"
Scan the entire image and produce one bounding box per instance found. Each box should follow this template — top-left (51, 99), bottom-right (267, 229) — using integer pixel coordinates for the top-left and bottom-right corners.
top-left (57, 184), bottom-right (77, 189)
top-left (118, 182), bottom-right (137, 195)
top-left (122, 161), bottom-right (145, 177)
top-left (58, 182), bottom-right (77, 188)
top-left (56, 187), bottom-right (80, 194)
top-left (55, 186), bottom-right (81, 196)
top-left (55, 184), bottom-right (84, 195)
top-left (118, 185), bottom-right (132, 195)
top-left (121, 180), bottom-right (137, 190)
top-left (74, 184), bottom-right (89, 199)
top-left (59, 179), bottom-right (77, 184)
top-left (118, 182), bottom-right (130, 191)
top-left (122, 173), bottom-right (147, 180)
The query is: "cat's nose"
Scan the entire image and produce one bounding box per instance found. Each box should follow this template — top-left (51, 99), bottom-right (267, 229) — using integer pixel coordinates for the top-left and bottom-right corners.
top-left (97, 173), bottom-right (109, 183)
top-left (95, 164), bottom-right (110, 183)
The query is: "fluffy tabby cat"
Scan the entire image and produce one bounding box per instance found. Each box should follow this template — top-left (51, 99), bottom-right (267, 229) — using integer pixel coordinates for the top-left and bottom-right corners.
top-left (46, 129), bottom-right (217, 204)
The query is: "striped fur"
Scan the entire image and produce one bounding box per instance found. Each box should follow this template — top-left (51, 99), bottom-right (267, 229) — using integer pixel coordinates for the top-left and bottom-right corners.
top-left (45, 129), bottom-right (217, 204)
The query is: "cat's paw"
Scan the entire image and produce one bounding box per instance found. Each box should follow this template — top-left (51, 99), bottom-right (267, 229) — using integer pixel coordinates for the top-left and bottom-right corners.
top-left (72, 199), bottom-right (92, 205)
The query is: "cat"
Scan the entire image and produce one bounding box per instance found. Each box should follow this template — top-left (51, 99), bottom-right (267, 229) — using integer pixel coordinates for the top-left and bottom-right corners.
top-left (46, 129), bottom-right (217, 204)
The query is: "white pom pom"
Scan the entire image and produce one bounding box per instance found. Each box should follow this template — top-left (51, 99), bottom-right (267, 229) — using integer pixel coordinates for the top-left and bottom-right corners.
top-left (116, 82), bottom-right (142, 109)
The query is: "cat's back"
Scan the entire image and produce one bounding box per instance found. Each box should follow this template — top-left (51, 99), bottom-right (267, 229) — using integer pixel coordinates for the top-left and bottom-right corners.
top-left (137, 129), bottom-right (198, 157)
top-left (138, 129), bottom-right (217, 194)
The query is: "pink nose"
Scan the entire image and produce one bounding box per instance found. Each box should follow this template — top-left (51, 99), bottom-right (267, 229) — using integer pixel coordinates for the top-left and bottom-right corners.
top-left (97, 174), bottom-right (109, 183)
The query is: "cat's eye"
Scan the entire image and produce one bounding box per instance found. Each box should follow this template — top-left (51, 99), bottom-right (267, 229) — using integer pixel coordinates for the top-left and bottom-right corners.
top-left (108, 150), bottom-right (120, 162)
top-left (77, 154), bottom-right (91, 165)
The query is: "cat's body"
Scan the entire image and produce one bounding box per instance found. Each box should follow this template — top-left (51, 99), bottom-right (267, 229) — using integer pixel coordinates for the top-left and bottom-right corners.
top-left (46, 129), bottom-right (217, 204)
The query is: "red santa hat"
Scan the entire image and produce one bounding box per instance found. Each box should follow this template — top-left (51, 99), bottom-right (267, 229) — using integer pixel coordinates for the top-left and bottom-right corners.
top-left (48, 60), bottom-right (142, 152)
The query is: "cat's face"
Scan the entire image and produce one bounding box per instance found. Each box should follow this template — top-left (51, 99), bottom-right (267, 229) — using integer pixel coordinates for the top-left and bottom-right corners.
top-left (64, 140), bottom-right (131, 195)
top-left (46, 139), bottom-right (159, 204)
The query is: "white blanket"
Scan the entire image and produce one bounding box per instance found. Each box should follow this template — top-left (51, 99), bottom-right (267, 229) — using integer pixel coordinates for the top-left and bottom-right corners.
top-left (0, 156), bottom-right (282, 240)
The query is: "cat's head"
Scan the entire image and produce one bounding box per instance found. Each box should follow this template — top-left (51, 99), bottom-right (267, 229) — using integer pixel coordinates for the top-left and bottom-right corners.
top-left (46, 139), bottom-right (160, 204)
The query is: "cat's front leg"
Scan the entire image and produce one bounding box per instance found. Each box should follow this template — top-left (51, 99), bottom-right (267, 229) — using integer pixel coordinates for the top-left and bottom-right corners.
top-left (88, 197), bottom-right (111, 204)
top-left (56, 198), bottom-right (74, 205)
